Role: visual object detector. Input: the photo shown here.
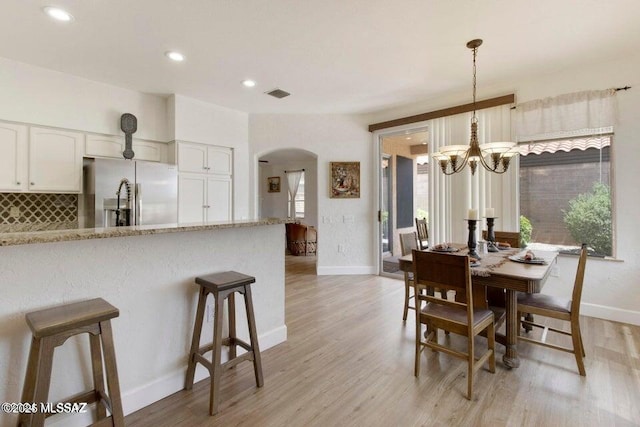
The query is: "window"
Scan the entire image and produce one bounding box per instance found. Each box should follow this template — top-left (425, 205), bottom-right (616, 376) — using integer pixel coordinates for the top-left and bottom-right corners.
top-left (289, 171), bottom-right (305, 218)
top-left (519, 135), bottom-right (613, 257)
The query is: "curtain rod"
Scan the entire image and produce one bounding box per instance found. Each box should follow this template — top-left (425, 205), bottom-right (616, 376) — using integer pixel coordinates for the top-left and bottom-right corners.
top-left (368, 94), bottom-right (515, 132)
top-left (511, 86), bottom-right (631, 109)
top-left (285, 169), bottom-right (305, 173)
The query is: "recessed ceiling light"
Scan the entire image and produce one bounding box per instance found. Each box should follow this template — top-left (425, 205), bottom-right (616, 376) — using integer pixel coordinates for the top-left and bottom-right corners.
top-left (43, 6), bottom-right (74, 22)
top-left (165, 51), bottom-right (185, 62)
top-left (242, 80), bottom-right (256, 88)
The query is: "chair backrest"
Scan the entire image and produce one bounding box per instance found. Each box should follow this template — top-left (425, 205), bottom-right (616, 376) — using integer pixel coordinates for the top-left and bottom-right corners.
top-left (571, 243), bottom-right (588, 316)
top-left (415, 218), bottom-right (429, 249)
top-left (412, 250), bottom-right (474, 322)
top-left (482, 230), bottom-right (521, 248)
top-left (399, 232), bottom-right (419, 256)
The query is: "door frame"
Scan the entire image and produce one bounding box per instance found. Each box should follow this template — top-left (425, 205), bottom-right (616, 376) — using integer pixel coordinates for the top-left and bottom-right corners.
top-left (373, 123), bottom-right (429, 276)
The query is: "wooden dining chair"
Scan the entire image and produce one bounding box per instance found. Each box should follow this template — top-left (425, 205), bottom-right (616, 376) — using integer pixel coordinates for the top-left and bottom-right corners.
top-left (412, 250), bottom-right (495, 400)
top-left (517, 243), bottom-right (588, 376)
top-left (399, 232), bottom-right (422, 322)
top-left (415, 217), bottom-right (429, 250)
top-left (482, 230), bottom-right (521, 248)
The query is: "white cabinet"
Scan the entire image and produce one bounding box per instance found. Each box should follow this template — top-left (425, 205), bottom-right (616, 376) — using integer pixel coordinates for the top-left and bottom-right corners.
top-left (177, 142), bottom-right (232, 175)
top-left (29, 127), bottom-right (83, 193)
top-left (85, 134), bottom-right (164, 162)
top-left (178, 174), bottom-right (232, 223)
top-left (176, 141), bottom-right (233, 223)
top-left (0, 122), bottom-right (28, 191)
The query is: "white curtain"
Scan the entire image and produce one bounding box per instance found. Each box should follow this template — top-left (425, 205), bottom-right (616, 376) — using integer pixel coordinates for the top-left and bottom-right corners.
top-left (286, 170), bottom-right (303, 218)
top-left (428, 104), bottom-right (516, 244)
top-left (514, 89), bottom-right (617, 140)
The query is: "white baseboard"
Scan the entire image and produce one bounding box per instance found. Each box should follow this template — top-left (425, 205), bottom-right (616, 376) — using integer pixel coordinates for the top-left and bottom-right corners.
top-left (317, 266), bottom-right (376, 275)
top-left (48, 325), bottom-right (287, 427)
top-left (581, 303), bottom-right (640, 326)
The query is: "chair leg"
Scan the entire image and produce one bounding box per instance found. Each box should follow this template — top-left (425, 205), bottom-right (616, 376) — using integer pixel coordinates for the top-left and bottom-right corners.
top-left (89, 332), bottom-right (107, 420)
top-left (414, 317), bottom-right (422, 377)
top-left (210, 294), bottom-right (225, 415)
top-left (185, 287), bottom-right (207, 390)
top-left (244, 285), bottom-right (264, 388)
top-left (31, 337), bottom-right (56, 427)
top-left (488, 322), bottom-right (496, 373)
top-left (18, 336), bottom-right (41, 427)
top-left (467, 335), bottom-right (474, 400)
top-left (571, 320), bottom-right (586, 376)
top-left (228, 293), bottom-right (237, 361)
top-left (100, 320), bottom-right (124, 427)
top-left (403, 273), bottom-right (410, 322)
top-left (524, 312), bottom-right (534, 332)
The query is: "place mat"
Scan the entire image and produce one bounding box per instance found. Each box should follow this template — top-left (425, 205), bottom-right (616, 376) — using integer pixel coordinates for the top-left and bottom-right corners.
top-left (466, 248), bottom-right (519, 277)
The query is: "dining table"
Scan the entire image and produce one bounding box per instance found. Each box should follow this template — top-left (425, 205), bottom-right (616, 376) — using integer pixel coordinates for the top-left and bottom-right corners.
top-left (398, 244), bottom-right (558, 368)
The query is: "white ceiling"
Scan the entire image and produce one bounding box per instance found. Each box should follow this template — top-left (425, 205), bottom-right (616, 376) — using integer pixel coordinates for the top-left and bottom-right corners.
top-left (1, 1), bottom-right (639, 115)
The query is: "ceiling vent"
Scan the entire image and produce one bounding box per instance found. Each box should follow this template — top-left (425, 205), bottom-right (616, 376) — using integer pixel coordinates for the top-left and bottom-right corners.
top-left (266, 88), bottom-right (291, 99)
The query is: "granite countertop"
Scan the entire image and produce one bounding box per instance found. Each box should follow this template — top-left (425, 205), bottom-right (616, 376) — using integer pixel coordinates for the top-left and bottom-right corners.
top-left (0, 218), bottom-right (294, 247)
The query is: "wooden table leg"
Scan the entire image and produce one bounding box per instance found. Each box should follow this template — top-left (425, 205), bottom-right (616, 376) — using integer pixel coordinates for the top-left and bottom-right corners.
top-left (503, 289), bottom-right (520, 368)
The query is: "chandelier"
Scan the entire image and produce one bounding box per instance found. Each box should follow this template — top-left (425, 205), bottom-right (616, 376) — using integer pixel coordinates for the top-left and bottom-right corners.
top-left (432, 39), bottom-right (517, 175)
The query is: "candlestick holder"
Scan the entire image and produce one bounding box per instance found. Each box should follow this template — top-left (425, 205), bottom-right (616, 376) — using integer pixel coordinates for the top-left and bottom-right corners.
top-left (485, 216), bottom-right (499, 252)
top-left (466, 219), bottom-right (481, 259)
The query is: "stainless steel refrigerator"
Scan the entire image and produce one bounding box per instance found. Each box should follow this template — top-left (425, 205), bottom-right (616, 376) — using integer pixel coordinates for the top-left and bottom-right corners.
top-left (81, 158), bottom-right (178, 228)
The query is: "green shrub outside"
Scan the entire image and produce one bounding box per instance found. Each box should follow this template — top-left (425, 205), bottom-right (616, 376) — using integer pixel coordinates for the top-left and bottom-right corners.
top-left (519, 215), bottom-right (532, 247)
top-left (563, 182), bottom-right (612, 256)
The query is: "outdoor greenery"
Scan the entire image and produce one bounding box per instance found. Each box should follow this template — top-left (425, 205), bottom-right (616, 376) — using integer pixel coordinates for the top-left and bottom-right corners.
top-left (519, 215), bottom-right (532, 247)
top-left (416, 209), bottom-right (428, 222)
top-left (563, 182), bottom-right (612, 256)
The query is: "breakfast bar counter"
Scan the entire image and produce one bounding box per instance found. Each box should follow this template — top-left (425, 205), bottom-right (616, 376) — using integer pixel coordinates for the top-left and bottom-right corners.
top-left (0, 219), bottom-right (290, 426)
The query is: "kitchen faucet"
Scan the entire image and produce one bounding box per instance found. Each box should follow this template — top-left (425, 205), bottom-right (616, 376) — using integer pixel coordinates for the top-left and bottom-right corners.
top-left (115, 178), bottom-right (132, 226)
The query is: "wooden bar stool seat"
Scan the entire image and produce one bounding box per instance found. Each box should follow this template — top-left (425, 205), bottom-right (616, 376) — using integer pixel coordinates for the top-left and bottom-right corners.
top-left (19, 298), bottom-right (124, 427)
top-left (184, 271), bottom-right (264, 416)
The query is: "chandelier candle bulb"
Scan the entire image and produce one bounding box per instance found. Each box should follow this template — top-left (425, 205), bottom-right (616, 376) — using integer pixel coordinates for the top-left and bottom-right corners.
top-left (485, 208), bottom-right (495, 218)
top-left (468, 209), bottom-right (478, 220)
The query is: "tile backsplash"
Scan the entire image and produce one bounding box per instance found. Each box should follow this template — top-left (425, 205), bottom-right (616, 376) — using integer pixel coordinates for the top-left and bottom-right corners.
top-left (0, 193), bottom-right (78, 232)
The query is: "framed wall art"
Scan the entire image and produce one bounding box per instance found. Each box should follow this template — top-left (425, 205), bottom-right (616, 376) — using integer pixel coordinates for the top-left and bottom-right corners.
top-left (268, 176), bottom-right (281, 193)
top-left (330, 161), bottom-right (360, 198)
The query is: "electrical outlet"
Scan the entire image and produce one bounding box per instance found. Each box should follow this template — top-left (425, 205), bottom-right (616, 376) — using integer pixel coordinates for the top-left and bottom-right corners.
top-left (10, 206), bottom-right (20, 218)
top-left (338, 244), bottom-right (345, 253)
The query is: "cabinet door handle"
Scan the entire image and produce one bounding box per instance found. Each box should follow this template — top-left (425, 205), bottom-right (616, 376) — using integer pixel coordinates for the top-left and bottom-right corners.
top-left (30, 182), bottom-right (35, 186)
top-left (16, 181), bottom-right (20, 185)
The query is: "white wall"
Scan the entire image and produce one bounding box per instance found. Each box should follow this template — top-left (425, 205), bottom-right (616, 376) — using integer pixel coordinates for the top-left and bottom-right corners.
top-left (0, 57), bottom-right (168, 141)
top-left (171, 94), bottom-right (250, 219)
top-left (250, 115), bottom-right (374, 274)
top-left (366, 53), bottom-right (640, 324)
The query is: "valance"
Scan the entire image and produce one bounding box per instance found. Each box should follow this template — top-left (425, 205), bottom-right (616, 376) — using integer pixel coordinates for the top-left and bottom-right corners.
top-left (514, 89), bottom-right (617, 140)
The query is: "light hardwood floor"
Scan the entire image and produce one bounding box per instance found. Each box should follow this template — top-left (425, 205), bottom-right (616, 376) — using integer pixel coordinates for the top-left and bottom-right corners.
top-left (126, 256), bottom-right (640, 426)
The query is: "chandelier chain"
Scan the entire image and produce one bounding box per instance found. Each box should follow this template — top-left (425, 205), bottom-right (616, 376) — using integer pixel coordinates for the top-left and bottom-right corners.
top-left (472, 45), bottom-right (477, 119)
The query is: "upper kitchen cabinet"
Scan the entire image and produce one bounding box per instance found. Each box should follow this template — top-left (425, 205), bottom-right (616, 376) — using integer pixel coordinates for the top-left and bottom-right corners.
top-left (29, 127), bottom-right (84, 193)
top-left (176, 141), bottom-right (232, 175)
top-left (0, 122), bottom-right (28, 191)
top-left (85, 134), bottom-right (165, 162)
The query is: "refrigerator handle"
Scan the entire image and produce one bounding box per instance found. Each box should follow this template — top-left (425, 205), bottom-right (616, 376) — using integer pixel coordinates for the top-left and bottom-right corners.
top-left (135, 183), bottom-right (142, 225)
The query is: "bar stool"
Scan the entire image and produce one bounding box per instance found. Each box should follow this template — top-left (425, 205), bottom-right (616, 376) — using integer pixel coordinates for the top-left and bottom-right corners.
top-left (18, 298), bottom-right (124, 427)
top-left (184, 271), bottom-right (264, 415)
